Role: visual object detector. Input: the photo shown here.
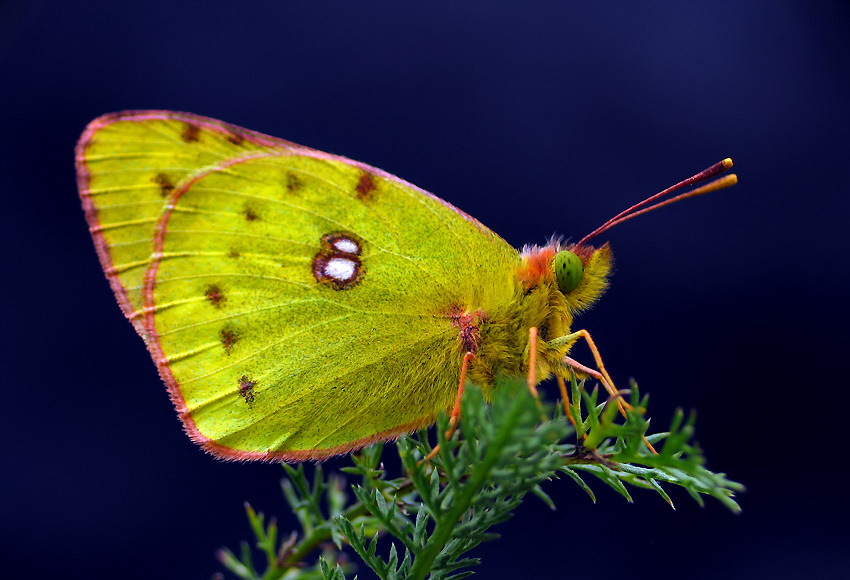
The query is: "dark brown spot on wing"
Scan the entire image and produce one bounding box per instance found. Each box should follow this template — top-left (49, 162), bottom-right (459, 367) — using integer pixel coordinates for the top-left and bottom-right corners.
top-left (220, 327), bottom-right (239, 353)
top-left (228, 250), bottom-right (240, 258)
top-left (285, 171), bottom-right (303, 193)
top-left (355, 171), bottom-right (376, 200)
top-left (152, 173), bottom-right (174, 197)
top-left (238, 375), bottom-right (256, 405)
top-left (226, 131), bottom-right (245, 145)
top-left (205, 284), bottom-right (226, 308)
top-left (181, 122), bottom-right (201, 143)
top-left (243, 207), bottom-right (259, 221)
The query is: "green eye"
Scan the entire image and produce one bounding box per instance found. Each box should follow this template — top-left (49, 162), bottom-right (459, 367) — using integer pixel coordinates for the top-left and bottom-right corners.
top-left (554, 250), bottom-right (583, 294)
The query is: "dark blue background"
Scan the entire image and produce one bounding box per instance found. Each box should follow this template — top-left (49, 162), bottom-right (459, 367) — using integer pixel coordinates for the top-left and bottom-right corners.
top-left (2, 1), bottom-right (848, 578)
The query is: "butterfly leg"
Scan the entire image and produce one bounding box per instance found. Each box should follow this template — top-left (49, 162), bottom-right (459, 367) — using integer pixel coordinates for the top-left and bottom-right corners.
top-left (563, 354), bottom-right (621, 407)
top-left (550, 329), bottom-right (625, 409)
top-left (553, 329), bottom-right (657, 454)
top-left (555, 374), bottom-right (579, 430)
top-left (526, 327), bottom-right (549, 422)
top-left (527, 327), bottom-right (539, 394)
top-left (423, 351), bottom-right (475, 463)
top-left (448, 351), bottom-right (475, 433)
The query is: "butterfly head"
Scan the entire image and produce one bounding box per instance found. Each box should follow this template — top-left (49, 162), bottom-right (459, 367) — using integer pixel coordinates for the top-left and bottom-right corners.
top-left (532, 158), bottom-right (738, 316)
top-left (518, 240), bottom-right (613, 315)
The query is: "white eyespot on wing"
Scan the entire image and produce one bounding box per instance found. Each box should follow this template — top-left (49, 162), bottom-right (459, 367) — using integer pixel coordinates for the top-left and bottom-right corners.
top-left (333, 238), bottom-right (360, 254)
top-left (324, 257), bottom-right (357, 282)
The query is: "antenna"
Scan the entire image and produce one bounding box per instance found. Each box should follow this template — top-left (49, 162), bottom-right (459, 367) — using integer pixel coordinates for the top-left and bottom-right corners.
top-left (577, 158), bottom-right (737, 247)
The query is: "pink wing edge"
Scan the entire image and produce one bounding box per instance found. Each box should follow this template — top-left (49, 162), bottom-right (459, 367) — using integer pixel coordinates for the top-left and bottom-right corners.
top-left (76, 110), bottom-right (490, 461)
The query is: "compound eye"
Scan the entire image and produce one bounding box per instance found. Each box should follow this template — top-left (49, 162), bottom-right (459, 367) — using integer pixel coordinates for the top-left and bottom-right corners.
top-left (554, 250), bottom-right (583, 294)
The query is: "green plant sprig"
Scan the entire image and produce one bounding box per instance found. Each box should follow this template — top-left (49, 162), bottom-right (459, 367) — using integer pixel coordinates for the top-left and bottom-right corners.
top-left (218, 376), bottom-right (743, 580)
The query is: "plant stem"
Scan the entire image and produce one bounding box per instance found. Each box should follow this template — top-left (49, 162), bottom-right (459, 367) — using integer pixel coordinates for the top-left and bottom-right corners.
top-left (408, 392), bottom-right (528, 580)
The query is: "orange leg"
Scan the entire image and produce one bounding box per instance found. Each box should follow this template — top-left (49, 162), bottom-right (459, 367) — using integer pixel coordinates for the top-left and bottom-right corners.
top-left (558, 330), bottom-right (657, 454)
top-left (527, 327), bottom-right (539, 397)
top-left (551, 329), bottom-right (630, 415)
top-left (423, 351), bottom-right (475, 462)
top-left (563, 355), bottom-right (625, 411)
top-left (526, 327), bottom-right (549, 422)
top-left (566, 330), bottom-right (627, 406)
top-left (448, 351), bottom-right (475, 432)
top-left (555, 374), bottom-right (579, 430)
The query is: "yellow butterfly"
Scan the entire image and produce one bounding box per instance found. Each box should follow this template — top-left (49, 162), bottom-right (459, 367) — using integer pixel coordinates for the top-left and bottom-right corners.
top-left (76, 111), bottom-right (735, 461)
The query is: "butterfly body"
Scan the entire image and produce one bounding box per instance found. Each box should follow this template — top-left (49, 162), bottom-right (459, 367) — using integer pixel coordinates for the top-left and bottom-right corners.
top-left (77, 111), bottom-right (611, 461)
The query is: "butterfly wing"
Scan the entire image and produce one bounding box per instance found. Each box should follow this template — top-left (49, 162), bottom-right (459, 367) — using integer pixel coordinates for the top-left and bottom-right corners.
top-left (77, 111), bottom-right (520, 460)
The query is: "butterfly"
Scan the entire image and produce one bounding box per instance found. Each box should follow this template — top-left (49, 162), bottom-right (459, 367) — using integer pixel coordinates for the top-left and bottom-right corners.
top-left (76, 111), bottom-right (735, 461)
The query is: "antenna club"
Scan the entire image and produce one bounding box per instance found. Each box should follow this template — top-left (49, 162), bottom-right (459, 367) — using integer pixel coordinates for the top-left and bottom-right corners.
top-left (701, 157), bottom-right (735, 180)
top-left (694, 173), bottom-right (737, 195)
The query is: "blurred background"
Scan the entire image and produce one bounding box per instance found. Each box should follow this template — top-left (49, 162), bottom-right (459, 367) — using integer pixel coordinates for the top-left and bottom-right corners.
top-left (2, 1), bottom-right (848, 578)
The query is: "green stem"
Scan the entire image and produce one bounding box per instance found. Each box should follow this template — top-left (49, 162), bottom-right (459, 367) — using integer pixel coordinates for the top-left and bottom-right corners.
top-left (408, 393), bottom-right (528, 580)
top-left (279, 477), bottom-right (420, 570)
